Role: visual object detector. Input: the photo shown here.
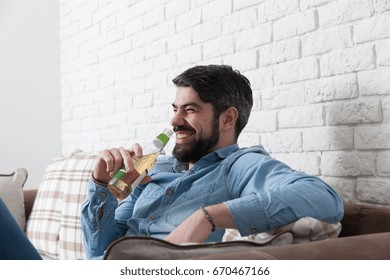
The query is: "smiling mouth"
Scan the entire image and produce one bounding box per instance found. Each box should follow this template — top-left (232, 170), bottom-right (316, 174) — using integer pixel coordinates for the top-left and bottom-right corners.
top-left (176, 131), bottom-right (194, 140)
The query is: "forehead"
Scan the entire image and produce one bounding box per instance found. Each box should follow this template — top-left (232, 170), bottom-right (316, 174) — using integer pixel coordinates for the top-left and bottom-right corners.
top-left (173, 86), bottom-right (207, 107)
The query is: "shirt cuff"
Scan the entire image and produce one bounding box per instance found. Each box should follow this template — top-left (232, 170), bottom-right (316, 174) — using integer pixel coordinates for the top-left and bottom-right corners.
top-left (224, 193), bottom-right (270, 236)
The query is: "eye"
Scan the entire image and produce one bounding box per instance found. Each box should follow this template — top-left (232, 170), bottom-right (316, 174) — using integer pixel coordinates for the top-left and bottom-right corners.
top-left (186, 107), bottom-right (196, 113)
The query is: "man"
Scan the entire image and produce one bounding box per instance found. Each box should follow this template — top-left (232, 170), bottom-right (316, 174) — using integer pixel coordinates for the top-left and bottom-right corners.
top-left (81, 64), bottom-right (344, 259)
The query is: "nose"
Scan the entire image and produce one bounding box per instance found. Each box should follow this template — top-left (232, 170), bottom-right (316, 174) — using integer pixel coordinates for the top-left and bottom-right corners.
top-left (170, 110), bottom-right (186, 128)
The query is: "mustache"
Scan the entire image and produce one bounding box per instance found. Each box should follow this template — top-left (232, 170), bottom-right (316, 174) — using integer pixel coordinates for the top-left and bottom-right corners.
top-left (173, 125), bottom-right (196, 133)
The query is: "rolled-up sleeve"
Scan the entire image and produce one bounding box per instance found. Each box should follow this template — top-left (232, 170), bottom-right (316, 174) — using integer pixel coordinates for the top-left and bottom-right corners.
top-left (224, 153), bottom-right (344, 237)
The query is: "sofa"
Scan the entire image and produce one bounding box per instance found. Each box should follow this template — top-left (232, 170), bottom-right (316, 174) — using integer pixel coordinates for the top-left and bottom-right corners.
top-left (3, 150), bottom-right (390, 260)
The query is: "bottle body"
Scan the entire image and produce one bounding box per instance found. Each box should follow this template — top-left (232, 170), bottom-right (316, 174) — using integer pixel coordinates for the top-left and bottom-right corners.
top-left (107, 128), bottom-right (173, 199)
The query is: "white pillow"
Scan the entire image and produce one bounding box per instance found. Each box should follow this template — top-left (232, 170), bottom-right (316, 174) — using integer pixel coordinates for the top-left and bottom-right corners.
top-left (0, 168), bottom-right (28, 230)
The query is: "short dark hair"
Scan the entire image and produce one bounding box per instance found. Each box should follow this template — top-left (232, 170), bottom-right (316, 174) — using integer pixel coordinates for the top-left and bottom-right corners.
top-left (172, 65), bottom-right (253, 140)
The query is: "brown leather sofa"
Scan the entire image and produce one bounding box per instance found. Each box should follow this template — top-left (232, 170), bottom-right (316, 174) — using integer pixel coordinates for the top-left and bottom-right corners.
top-left (23, 189), bottom-right (390, 260)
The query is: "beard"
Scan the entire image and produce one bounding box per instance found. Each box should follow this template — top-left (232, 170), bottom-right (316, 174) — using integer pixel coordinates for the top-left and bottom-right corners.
top-left (172, 119), bottom-right (219, 164)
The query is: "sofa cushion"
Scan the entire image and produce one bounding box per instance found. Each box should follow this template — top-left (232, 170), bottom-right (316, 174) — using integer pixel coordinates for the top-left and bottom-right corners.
top-left (0, 168), bottom-right (28, 230)
top-left (103, 236), bottom-right (277, 260)
top-left (25, 150), bottom-right (97, 260)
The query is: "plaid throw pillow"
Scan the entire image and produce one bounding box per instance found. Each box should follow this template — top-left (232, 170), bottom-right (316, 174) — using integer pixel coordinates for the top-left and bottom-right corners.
top-left (25, 150), bottom-right (98, 260)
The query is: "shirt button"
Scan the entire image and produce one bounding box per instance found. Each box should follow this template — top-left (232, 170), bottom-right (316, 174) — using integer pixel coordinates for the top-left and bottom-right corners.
top-left (150, 213), bottom-right (157, 220)
top-left (165, 188), bottom-right (174, 196)
top-left (99, 192), bottom-right (107, 197)
top-left (94, 225), bottom-right (100, 231)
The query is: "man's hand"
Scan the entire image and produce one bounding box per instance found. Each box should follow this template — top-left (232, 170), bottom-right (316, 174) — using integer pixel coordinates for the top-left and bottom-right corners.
top-left (164, 203), bottom-right (236, 244)
top-left (92, 144), bottom-right (151, 185)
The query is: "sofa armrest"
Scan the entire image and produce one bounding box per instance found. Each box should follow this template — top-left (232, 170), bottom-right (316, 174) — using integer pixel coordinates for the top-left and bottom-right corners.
top-left (340, 203), bottom-right (390, 237)
top-left (23, 189), bottom-right (38, 221)
top-left (103, 233), bottom-right (390, 260)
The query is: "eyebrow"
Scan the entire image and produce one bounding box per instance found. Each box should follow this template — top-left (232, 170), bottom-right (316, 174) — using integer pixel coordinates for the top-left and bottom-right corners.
top-left (171, 102), bottom-right (202, 110)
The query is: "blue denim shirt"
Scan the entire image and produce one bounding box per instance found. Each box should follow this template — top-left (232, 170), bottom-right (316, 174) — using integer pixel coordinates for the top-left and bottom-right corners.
top-left (81, 144), bottom-right (344, 259)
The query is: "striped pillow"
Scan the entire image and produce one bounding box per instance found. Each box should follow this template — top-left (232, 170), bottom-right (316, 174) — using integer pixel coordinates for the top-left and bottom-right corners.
top-left (26, 150), bottom-right (98, 260)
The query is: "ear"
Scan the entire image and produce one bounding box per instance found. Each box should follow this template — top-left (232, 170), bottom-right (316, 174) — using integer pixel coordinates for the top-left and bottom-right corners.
top-left (220, 107), bottom-right (238, 131)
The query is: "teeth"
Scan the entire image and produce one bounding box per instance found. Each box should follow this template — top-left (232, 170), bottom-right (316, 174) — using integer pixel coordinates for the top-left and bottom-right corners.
top-left (177, 132), bottom-right (191, 139)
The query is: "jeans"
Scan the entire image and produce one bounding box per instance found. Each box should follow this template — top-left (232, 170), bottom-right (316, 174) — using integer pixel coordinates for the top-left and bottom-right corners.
top-left (0, 198), bottom-right (42, 260)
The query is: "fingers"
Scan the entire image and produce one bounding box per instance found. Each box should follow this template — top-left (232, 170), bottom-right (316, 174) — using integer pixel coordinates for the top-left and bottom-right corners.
top-left (131, 143), bottom-right (143, 158)
top-left (98, 146), bottom-right (135, 175)
top-left (92, 144), bottom-right (144, 184)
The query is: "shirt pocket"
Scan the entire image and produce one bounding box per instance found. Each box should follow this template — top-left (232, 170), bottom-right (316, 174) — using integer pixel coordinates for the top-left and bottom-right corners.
top-left (139, 182), bottom-right (166, 199)
top-left (175, 180), bottom-right (215, 202)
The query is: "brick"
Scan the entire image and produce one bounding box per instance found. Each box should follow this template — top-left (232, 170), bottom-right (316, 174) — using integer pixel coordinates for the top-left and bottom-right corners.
top-left (115, 96), bottom-right (133, 113)
top-left (322, 177), bottom-right (356, 203)
top-left (143, 6), bottom-right (165, 29)
top-left (237, 133), bottom-right (261, 147)
top-left (245, 66), bottom-right (274, 89)
top-left (318, 0), bottom-right (373, 28)
top-left (115, 67), bottom-right (132, 84)
top-left (327, 99), bottom-right (382, 125)
top-left (124, 17), bottom-right (143, 37)
top-left (358, 67), bottom-right (390, 96)
top-left (133, 20), bottom-right (175, 48)
top-left (272, 152), bottom-right (320, 175)
top-left (203, 35), bottom-right (235, 59)
top-left (222, 8), bottom-right (257, 34)
top-left (100, 15), bottom-right (116, 34)
top-left (373, 0), bottom-right (390, 13)
top-left (376, 39), bottom-right (390, 66)
top-left (224, 50), bottom-right (257, 71)
top-left (273, 10), bottom-right (316, 41)
top-left (167, 30), bottom-right (192, 52)
top-left (166, 0), bottom-right (190, 18)
top-left (132, 60), bottom-right (153, 79)
top-left (235, 23), bottom-right (272, 50)
top-left (263, 130), bottom-right (302, 153)
top-left (257, 0), bottom-right (300, 23)
top-left (152, 52), bottom-right (177, 72)
top-left (357, 178), bottom-right (390, 205)
top-left (321, 151), bottom-right (376, 176)
top-left (303, 127), bottom-right (354, 151)
top-left (234, 0), bottom-right (265, 11)
top-left (145, 39), bottom-right (166, 59)
top-left (279, 105), bottom-right (324, 128)
top-left (260, 38), bottom-right (300, 66)
top-left (176, 45), bottom-right (202, 66)
top-left (320, 45), bottom-right (375, 76)
top-left (355, 124), bottom-right (390, 149)
top-left (133, 92), bottom-right (153, 109)
top-left (302, 25), bottom-right (353, 56)
top-left (145, 72), bottom-right (168, 90)
top-left (126, 48), bottom-right (145, 65)
top-left (378, 151), bottom-right (390, 176)
top-left (245, 110), bottom-right (277, 132)
top-left (203, 0), bottom-right (232, 22)
top-left (193, 20), bottom-right (222, 43)
top-left (176, 8), bottom-right (202, 32)
top-left (273, 57), bottom-right (319, 85)
top-left (304, 74), bottom-right (358, 103)
top-left (300, 0), bottom-right (332, 9)
top-left (354, 12), bottom-right (390, 43)
top-left (262, 84), bottom-right (305, 109)
top-left (383, 97), bottom-right (390, 123)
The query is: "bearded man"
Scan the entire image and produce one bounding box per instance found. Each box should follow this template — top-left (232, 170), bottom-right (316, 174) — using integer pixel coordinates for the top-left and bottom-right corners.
top-left (81, 65), bottom-right (343, 259)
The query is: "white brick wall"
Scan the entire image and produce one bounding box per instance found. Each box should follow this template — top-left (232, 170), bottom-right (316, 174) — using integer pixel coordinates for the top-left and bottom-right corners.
top-left (59, 0), bottom-right (390, 207)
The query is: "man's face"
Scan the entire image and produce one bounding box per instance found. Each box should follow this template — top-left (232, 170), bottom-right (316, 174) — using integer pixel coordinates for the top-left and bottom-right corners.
top-left (171, 86), bottom-right (220, 163)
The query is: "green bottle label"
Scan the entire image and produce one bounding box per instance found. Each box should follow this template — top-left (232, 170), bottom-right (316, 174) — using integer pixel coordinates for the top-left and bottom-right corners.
top-left (113, 167), bottom-right (127, 180)
top-left (156, 133), bottom-right (169, 145)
